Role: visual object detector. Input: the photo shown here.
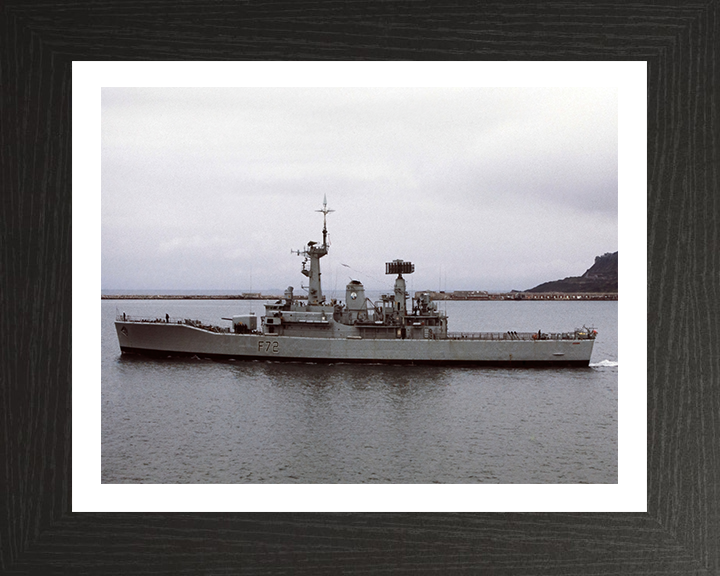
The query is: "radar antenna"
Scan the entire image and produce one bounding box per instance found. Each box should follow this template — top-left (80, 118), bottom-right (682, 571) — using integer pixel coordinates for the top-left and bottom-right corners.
top-left (385, 259), bottom-right (415, 276)
top-left (385, 259), bottom-right (414, 320)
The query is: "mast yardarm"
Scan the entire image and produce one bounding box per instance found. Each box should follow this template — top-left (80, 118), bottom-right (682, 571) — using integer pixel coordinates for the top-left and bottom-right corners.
top-left (316, 194), bottom-right (334, 249)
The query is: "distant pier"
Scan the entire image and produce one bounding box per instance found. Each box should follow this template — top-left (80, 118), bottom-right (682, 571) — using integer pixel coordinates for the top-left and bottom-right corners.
top-left (101, 293), bottom-right (296, 301)
top-left (419, 291), bottom-right (617, 301)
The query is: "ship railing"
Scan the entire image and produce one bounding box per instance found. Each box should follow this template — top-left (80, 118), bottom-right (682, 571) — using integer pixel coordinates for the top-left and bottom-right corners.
top-left (116, 314), bottom-right (231, 333)
top-left (446, 331), bottom-right (583, 341)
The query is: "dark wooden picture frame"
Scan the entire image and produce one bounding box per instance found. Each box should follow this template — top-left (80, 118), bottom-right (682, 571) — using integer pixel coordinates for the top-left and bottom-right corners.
top-left (2, 2), bottom-right (718, 574)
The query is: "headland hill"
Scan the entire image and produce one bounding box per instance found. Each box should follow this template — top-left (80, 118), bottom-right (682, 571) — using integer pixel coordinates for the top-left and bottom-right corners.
top-left (101, 252), bottom-right (618, 302)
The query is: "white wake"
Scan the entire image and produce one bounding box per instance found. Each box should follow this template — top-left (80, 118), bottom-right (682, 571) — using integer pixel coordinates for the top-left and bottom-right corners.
top-left (590, 359), bottom-right (619, 368)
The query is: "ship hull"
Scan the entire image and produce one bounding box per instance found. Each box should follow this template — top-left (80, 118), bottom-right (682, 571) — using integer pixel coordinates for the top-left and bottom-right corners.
top-left (116, 321), bottom-right (594, 366)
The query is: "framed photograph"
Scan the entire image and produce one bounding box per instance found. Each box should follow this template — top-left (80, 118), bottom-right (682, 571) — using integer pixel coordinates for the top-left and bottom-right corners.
top-left (79, 62), bottom-right (638, 512)
top-left (3, 3), bottom-right (717, 574)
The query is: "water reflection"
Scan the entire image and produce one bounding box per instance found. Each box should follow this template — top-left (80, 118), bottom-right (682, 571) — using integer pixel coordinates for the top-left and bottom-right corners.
top-left (257, 361), bottom-right (447, 386)
top-left (254, 361), bottom-right (452, 414)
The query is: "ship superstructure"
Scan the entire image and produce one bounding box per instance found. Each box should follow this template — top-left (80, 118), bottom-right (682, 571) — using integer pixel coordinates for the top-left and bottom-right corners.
top-left (115, 198), bottom-right (597, 366)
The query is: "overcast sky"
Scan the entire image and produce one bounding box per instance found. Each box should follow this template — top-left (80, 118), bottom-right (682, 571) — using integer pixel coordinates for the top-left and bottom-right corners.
top-left (101, 87), bottom-right (617, 293)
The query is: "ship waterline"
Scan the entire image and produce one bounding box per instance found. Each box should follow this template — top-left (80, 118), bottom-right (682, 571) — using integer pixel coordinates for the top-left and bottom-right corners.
top-left (116, 321), bottom-right (594, 366)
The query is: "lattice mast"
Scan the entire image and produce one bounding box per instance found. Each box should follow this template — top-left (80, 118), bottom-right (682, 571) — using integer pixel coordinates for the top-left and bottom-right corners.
top-left (293, 195), bottom-right (334, 305)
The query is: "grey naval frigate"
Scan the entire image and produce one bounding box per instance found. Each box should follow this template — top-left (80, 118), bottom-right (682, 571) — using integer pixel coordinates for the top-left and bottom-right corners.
top-left (115, 198), bottom-right (597, 366)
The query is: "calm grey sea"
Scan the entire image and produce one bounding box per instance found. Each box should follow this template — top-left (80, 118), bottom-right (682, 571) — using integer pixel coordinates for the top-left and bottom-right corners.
top-left (101, 298), bottom-right (618, 484)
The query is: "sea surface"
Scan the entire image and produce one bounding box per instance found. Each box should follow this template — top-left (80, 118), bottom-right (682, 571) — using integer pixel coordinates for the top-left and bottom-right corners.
top-left (101, 298), bottom-right (618, 484)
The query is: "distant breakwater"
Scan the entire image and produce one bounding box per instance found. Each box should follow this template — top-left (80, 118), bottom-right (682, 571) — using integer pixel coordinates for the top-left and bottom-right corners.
top-left (101, 294), bottom-right (289, 301)
top-left (102, 292), bottom-right (617, 301)
top-left (422, 291), bottom-right (617, 301)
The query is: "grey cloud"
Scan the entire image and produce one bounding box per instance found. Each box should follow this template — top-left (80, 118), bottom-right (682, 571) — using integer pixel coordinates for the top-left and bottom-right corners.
top-left (102, 87), bottom-right (618, 292)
